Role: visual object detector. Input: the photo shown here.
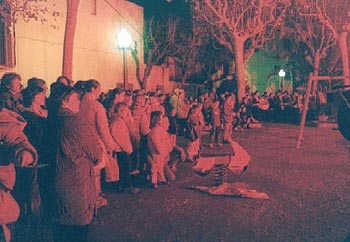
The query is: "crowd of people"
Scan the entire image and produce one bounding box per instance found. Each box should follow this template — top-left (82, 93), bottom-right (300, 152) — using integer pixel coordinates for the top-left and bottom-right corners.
top-left (0, 73), bottom-right (187, 242)
top-left (0, 72), bottom-right (329, 241)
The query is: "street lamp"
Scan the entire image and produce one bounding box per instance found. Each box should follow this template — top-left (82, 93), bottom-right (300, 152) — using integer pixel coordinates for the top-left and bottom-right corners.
top-left (279, 69), bottom-right (286, 91)
top-left (117, 28), bottom-right (132, 90)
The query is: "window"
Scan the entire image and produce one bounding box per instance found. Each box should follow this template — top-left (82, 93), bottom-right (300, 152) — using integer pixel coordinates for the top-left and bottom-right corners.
top-left (0, 12), bottom-right (15, 68)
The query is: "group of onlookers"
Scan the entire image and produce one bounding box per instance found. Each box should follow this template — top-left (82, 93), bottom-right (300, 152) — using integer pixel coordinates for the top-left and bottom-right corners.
top-left (197, 88), bottom-right (329, 131)
top-left (0, 71), bottom-right (330, 241)
top-left (247, 89), bottom-right (330, 124)
top-left (0, 72), bottom-right (189, 241)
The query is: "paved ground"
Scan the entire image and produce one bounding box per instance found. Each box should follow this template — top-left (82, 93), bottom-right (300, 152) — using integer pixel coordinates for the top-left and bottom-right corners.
top-left (16, 123), bottom-right (350, 242)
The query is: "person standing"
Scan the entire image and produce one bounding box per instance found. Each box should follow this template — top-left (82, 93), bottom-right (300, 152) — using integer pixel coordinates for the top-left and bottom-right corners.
top-left (48, 85), bottom-right (102, 242)
top-left (209, 100), bottom-right (223, 148)
top-left (11, 85), bottom-right (48, 241)
top-left (0, 101), bottom-right (38, 242)
top-left (223, 95), bottom-right (235, 142)
top-left (14, 85), bottom-right (47, 211)
top-left (172, 89), bottom-right (190, 136)
top-left (79, 80), bottom-right (120, 208)
top-left (148, 111), bottom-right (173, 188)
top-left (186, 105), bottom-right (201, 162)
top-left (132, 94), bottom-right (150, 176)
top-left (110, 102), bottom-right (139, 194)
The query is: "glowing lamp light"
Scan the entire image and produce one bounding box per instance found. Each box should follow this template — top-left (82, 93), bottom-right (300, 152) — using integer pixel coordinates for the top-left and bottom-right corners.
top-left (279, 69), bottom-right (286, 78)
top-left (117, 28), bottom-right (132, 90)
top-left (117, 28), bottom-right (132, 49)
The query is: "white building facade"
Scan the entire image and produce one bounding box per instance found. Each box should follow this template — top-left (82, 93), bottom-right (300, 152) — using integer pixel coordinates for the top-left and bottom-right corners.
top-left (0, 0), bottom-right (148, 92)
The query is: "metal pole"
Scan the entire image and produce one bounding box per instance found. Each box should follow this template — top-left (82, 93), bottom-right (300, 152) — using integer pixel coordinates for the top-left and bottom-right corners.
top-left (296, 73), bottom-right (313, 148)
top-left (125, 48), bottom-right (128, 89)
top-left (122, 48), bottom-right (127, 90)
top-left (280, 77), bottom-right (283, 91)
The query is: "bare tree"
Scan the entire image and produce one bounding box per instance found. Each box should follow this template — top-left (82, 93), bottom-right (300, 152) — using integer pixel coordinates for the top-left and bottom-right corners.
top-left (317, 0), bottom-right (350, 85)
top-left (287, 0), bottom-right (350, 86)
top-left (0, 0), bottom-right (76, 79)
top-left (289, 0), bottom-right (337, 90)
top-left (192, 0), bottom-right (289, 101)
top-left (0, 0), bottom-right (54, 24)
top-left (171, 33), bottom-right (203, 84)
top-left (131, 16), bottom-right (178, 90)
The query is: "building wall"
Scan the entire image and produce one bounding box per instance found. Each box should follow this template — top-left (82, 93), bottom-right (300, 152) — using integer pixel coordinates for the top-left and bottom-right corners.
top-left (146, 64), bottom-right (177, 94)
top-left (0, 0), bottom-right (144, 93)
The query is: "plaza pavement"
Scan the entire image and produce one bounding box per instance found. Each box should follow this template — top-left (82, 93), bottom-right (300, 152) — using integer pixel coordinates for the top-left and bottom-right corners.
top-left (16, 123), bottom-right (350, 242)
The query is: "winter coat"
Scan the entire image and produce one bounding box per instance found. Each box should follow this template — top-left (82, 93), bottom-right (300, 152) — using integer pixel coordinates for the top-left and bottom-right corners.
top-left (187, 113), bottom-right (201, 141)
top-left (110, 117), bottom-right (133, 154)
top-left (79, 93), bottom-right (119, 169)
top-left (80, 93), bottom-right (118, 152)
top-left (21, 111), bottom-right (48, 164)
top-left (124, 110), bottom-right (140, 151)
top-left (223, 100), bottom-right (234, 123)
top-left (148, 126), bottom-right (172, 156)
top-left (211, 107), bottom-right (222, 127)
top-left (50, 108), bottom-right (102, 226)
top-left (0, 109), bottom-right (37, 227)
top-left (167, 116), bottom-right (178, 135)
top-left (132, 106), bottom-right (150, 136)
top-left (0, 109), bottom-right (38, 190)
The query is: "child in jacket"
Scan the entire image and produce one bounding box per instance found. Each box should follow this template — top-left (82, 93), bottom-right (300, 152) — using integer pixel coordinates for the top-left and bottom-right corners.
top-left (148, 111), bottom-right (173, 188)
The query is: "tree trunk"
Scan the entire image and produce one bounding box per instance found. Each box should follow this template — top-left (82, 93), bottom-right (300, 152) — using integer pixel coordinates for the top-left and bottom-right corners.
top-left (142, 65), bottom-right (152, 91)
top-left (338, 32), bottom-right (350, 85)
top-left (234, 37), bottom-right (246, 102)
top-left (62, 0), bottom-right (80, 79)
top-left (312, 51), bottom-right (321, 91)
top-left (131, 47), bottom-right (143, 89)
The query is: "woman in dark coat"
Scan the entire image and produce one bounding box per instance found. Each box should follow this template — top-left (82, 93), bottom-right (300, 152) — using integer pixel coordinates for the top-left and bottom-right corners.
top-left (48, 85), bottom-right (102, 242)
top-left (13, 85), bottom-right (47, 211)
top-left (11, 85), bottom-right (48, 241)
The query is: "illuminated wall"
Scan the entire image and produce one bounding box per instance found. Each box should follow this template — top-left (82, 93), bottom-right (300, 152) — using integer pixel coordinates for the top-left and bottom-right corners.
top-left (0, 0), bottom-right (144, 92)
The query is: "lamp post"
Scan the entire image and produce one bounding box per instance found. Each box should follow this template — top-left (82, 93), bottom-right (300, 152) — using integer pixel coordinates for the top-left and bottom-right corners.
top-left (279, 69), bottom-right (286, 91)
top-left (117, 28), bottom-right (132, 90)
